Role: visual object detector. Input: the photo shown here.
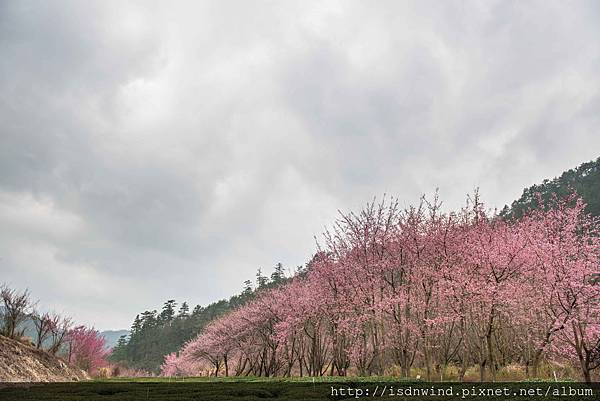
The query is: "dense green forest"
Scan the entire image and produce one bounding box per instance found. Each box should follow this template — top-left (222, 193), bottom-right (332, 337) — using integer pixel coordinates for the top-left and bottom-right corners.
top-left (501, 156), bottom-right (600, 218)
top-left (111, 157), bottom-right (599, 373)
top-left (109, 263), bottom-right (297, 372)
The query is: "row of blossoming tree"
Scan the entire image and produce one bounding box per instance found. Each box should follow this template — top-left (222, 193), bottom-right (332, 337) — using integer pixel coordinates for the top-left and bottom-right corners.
top-left (162, 194), bottom-right (599, 382)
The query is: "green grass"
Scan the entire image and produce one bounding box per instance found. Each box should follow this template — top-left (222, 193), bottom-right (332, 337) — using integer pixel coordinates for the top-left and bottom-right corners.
top-left (0, 378), bottom-right (596, 401)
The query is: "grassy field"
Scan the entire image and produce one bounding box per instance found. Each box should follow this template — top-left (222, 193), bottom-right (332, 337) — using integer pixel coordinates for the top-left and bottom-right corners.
top-left (0, 377), bottom-right (597, 401)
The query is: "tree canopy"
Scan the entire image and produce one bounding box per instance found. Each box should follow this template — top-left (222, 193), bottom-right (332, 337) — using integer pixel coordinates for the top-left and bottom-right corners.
top-left (502, 156), bottom-right (600, 219)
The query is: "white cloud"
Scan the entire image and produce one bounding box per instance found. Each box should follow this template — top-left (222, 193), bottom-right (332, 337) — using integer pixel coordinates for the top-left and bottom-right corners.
top-left (0, 0), bottom-right (599, 329)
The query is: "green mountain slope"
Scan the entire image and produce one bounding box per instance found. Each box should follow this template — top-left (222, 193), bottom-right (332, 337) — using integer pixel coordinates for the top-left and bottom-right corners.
top-left (501, 156), bottom-right (600, 219)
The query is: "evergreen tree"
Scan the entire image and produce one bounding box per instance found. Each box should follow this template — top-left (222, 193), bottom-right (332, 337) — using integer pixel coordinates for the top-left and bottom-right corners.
top-left (159, 300), bottom-right (177, 323)
top-left (256, 268), bottom-right (268, 288)
top-left (130, 315), bottom-right (141, 335)
top-left (192, 304), bottom-right (203, 317)
top-left (270, 262), bottom-right (285, 284)
top-left (108, 335), bottom-right (129, 363)
top-left (141, 310), bottom-right (158, 328)
top-left (177, 302), bottom-right (189, 318)
top-left (242, 280), bottom-right (253, 295)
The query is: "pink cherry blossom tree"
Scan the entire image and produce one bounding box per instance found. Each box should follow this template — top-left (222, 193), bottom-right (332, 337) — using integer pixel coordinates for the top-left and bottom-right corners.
top-left (67, 325), bottom-right (110, 375)
top-left (161, 193), bottom-right (599, 382)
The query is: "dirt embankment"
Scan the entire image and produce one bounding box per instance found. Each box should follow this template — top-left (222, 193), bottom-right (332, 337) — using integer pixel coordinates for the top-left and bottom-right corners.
top-left (0, 335), bottom-right (88, 382)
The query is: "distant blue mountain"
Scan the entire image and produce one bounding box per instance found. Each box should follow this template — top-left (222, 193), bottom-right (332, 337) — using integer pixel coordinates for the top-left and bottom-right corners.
top-left (99, 329), bottom-right (129, 349)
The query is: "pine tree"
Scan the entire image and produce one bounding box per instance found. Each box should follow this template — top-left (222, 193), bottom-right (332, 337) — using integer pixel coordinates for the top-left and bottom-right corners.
top-left (270, 262), bottom-right (285, 284)
top-left (141, 310), bottom-right (158, 328)
top-left (130, 315), bottom-right (141, 335)
top-left (108, 335), bottom-right (129, 363)
top-left (256, 268), bottom-right (268, 288)
top-left (243, 280), bottom-right (253, 295)
top-left (192, 304), bottom-right (203, 317)
top-left (160, 301), bottom-right (177, 323)
top-left (177, 302), bottom-right (189, 318)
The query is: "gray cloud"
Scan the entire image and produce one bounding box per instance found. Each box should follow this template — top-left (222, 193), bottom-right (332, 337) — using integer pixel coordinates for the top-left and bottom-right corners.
top-left (1, 0), bottom-right (599, 329)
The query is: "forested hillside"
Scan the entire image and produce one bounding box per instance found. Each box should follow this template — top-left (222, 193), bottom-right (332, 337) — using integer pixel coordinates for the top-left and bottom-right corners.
top-left (109, 264), bottom-right (295, 372)
top-left (502, 156), bottom-right (600, 218)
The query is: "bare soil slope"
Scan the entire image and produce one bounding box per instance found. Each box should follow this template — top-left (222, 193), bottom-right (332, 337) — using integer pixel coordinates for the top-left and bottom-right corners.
top-left (0, 335), bottom-right (88, 382)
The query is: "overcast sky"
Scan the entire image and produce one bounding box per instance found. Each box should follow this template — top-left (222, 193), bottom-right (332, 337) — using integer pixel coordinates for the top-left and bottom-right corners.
top-left (1, 1), bottom-right (599, 330)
